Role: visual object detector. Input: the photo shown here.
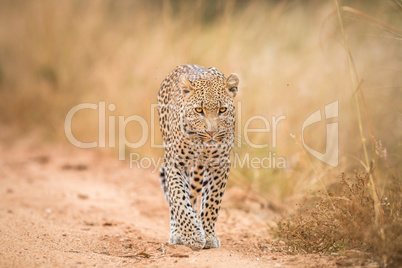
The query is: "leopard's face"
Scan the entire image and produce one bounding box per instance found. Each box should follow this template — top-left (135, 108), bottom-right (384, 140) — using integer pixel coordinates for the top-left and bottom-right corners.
top-left (179, 74), bottom-right (239, 146)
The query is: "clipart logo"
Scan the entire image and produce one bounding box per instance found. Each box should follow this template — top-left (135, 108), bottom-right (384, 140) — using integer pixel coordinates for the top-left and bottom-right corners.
top-left (301, 101), bottom-right (339, 167)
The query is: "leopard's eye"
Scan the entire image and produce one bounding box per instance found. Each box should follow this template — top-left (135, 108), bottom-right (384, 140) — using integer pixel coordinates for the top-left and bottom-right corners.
top-left (219, 107), bottom-right (227, 114)
top-left (195, 107), bottom-right (204, 114)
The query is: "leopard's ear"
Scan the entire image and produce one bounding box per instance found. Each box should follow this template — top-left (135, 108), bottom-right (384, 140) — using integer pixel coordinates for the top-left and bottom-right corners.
top-left (179, 75), bottom-right (194, 99)
top-left (225, 73), bottom-right (239, 98)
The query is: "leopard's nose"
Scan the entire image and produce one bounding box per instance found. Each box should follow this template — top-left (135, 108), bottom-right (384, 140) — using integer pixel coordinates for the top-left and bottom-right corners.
top-left (206, 131), bottom-right (217, 137)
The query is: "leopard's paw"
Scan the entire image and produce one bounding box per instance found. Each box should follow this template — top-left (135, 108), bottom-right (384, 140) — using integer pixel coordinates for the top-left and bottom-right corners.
top-left (204, 235), bottom-right (220, 249)
top-left (169, 232), bottom-right (184, 245)
top-left (169, 230), bottom-right (206, 251)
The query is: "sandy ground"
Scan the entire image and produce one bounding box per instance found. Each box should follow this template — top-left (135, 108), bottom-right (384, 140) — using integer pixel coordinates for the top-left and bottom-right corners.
top-left (0, 140), bottom-right (355, 267)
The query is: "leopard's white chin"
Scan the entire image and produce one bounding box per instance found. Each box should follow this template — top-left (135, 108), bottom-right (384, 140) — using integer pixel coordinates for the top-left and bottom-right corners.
top-left (202, 140), bottom-right (218, 147)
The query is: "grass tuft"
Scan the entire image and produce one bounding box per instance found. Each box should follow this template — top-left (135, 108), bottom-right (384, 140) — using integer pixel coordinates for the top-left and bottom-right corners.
top-left (275, 170), bottom-right (402, 267)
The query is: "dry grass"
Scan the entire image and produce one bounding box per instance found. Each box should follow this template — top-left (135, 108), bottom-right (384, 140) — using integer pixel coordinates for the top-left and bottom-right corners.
top-left (275, 169), bottom-right (402, 267)
top-left (0, 0), bottom-right (400, 266)
top-left (270, 2), bottom-right (401, 267)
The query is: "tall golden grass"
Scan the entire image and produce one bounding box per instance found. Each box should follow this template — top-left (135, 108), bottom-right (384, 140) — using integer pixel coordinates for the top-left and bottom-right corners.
top-left (0, 0), bottom-right (400, 264)
top-left (0, 0), bottom-right (400, 207)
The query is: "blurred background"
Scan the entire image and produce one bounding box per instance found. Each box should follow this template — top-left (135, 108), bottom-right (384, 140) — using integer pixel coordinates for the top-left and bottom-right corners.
top-left (0, 0), bottom-right (400, 202)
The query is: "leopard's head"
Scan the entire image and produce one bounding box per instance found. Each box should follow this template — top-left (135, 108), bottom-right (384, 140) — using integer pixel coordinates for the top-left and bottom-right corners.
top-left (179, 68), bottom-right (239, 146)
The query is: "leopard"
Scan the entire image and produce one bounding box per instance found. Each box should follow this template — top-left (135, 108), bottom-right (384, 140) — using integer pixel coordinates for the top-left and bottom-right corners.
top-left (157, 65), bottom-right (239, 250)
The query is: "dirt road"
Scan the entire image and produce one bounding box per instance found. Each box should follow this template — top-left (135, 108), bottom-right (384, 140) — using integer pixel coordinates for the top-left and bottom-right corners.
top-left (0, 141), bottom-right (342, 267)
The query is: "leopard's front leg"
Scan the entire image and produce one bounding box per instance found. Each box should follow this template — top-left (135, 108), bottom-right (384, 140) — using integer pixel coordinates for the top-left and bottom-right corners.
top-left (165, 163), bottom-right (206, 250)
top-left (199, 158), bottom-right (230, 249)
